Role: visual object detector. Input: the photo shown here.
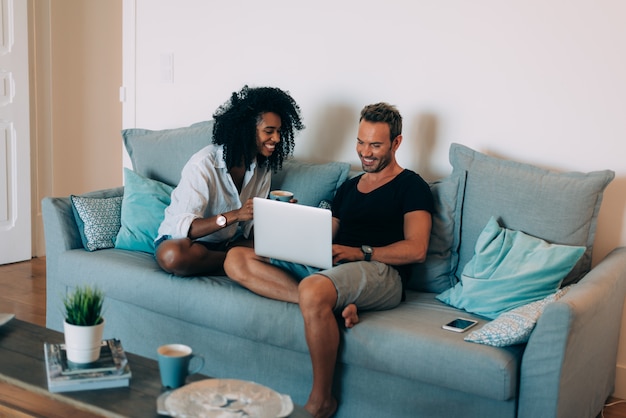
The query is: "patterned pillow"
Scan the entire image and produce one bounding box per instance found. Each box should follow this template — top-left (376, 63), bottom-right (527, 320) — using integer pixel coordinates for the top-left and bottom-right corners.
top-left (464, 285), bottom-right (573, 347)
top-left (70, 195), bottom-right (123, 251)
top-left (318, 199), bottom-right (332, 210)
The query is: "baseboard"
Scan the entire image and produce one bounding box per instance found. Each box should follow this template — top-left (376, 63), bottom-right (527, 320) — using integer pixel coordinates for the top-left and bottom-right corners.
top-left (613, 364), bottom-right (626, 399)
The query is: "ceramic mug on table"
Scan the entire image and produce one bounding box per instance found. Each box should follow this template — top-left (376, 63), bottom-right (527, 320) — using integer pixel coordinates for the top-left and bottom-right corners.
top-left (157, 343), bottom-right (205, 389)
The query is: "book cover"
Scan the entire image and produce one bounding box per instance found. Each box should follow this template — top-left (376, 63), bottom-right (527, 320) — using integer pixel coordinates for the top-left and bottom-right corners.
top-left (59, 339), bottom-right (127, 375)
top-left (44, 339), bottom-right (132, 393)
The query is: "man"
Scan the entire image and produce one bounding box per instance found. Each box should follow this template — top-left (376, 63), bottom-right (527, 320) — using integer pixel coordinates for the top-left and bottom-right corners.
top-left (155, 85), bottom-right (304, 276)
top-left (224, 102), bottom-right (433, 418)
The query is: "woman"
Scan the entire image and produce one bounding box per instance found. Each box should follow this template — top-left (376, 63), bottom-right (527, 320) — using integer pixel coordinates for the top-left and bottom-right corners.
top-left (155, 85), bottom-right (304, 276)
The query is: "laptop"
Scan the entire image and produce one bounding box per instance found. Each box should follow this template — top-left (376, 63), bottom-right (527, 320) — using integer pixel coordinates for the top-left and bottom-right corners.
top-left (253, 197), bottom-right (333, 269)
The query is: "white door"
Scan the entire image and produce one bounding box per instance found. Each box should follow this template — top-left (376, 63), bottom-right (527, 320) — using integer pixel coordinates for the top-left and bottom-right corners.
top-left (0, 0), bottom-right (31, 265)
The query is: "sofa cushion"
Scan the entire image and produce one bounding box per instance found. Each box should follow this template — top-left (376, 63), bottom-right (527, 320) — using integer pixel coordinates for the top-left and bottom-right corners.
top-left (115, 168), bottom-right (174, 254)
top-left (123, 120), bottom-right (214, 187)
top-left (343, 291), bottom-right (523, 401)
top-left (464, 285), bottom-right (573, 347)
top-left (55, 245), bottom-right (522, 402)
top-left (437, 217), bottom-right (585, 319)
top-left (407, 171), bottom-right (466, 292)
top-left (58, 248), bottom-right (310, 354)
top-left (270, 160), bottom-right (351, 207)
top-left (450, 143), bottom-right (614, 286)
top-left (70, 195), bottom-right (123, 251)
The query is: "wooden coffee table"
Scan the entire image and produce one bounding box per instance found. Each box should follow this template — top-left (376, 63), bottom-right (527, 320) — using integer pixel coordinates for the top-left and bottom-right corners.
top-left (0, 318), bottom-right (310, 417)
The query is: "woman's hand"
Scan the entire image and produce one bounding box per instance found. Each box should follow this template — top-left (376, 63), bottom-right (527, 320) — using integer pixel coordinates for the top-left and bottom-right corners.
top-left (233, 198), bottom-right (255, 222)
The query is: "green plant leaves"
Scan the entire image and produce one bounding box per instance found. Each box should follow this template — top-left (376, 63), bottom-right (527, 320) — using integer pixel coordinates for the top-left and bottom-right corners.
top-left (63, 285), bottom-right (104, 326)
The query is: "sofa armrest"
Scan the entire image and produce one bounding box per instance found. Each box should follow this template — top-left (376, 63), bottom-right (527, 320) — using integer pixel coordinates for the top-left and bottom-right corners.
top-left (518, 246), bottom-right (626, 418)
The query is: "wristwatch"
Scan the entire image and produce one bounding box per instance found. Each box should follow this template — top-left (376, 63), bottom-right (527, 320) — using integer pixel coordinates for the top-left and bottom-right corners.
top-left (216, 214), bottom-right (227, 228)
top-left (361, 245), bottom-right (373, 261)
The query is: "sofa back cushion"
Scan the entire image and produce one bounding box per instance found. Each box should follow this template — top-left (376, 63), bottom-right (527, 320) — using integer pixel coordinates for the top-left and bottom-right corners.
top-left (450, 143), bottom-right (614, 286)
top-left (270, 160), bottom-right (350, 207)
top-left (123, 120), bottom-right (214, 187)
top-left (406, 172), bottom-right (465, 293)
top-left (122, 121), bottom-right (351, 209)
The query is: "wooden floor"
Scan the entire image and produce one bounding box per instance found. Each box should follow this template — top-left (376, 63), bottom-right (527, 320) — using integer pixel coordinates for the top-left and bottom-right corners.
top-left (0, 257), bottom-right (46, 327)
top-left (1, 257), bottom-right (626, 417)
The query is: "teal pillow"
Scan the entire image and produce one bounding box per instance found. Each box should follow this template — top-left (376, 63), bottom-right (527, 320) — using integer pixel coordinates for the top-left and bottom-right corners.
top-left (436, 217), bottom-right (585, 319)
top-left (122, 120), bottom-right (214, 187)
top-left (70, 195), bottom-right (123, 251)
top-left (115, 168), bottom-right (174, 254)
top-left (465, 285), bottom-right (573, 347)
top-left (270, 160), bottom-right (351, 207)
top-left (407, 171), bottom-right (466, 293)
top-left (449, 143), bottom-right (614, 286)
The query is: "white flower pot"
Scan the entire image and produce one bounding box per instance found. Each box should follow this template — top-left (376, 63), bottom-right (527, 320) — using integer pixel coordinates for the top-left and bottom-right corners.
top-left (63, 319), bottom-right (105, 364)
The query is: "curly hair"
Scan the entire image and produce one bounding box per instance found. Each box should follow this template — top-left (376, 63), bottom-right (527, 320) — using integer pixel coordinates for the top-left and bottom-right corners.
top-left (359, 102), bottom-right (402, 142)
top-left (212, 85), bottom-right (304, 172)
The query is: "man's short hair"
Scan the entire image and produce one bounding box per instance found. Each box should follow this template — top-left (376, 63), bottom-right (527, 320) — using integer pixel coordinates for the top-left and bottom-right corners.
top-left (359, 102), bottom-right (402, 141)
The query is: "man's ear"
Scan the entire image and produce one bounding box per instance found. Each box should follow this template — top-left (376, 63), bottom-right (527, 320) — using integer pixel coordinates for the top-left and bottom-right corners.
top-left (392, 135), bottom-right (403, 150)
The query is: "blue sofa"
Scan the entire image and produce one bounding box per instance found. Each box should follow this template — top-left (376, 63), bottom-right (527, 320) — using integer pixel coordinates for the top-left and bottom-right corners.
top-left (43, 121), bottom-right (626, 417)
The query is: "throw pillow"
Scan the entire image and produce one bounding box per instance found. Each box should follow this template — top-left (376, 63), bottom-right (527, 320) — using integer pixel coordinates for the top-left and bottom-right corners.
top-left (318, 199), bottom-right (332, 210)
top-left (115, 168), bottom-right (174, 254)
top-left (464, 285), bottom-right (573, 347)
top-left (70, 195), bottom-right (123, 251)
top-left (449, 143), bottom-right (614, 286)
top-left (407, 171), bottom-right (466, 293)
top-left (436, 216), bottom-right (585, 319)
top-left (122, 120), bottom-right (214, 187)
top-left (270, 160), bottom-right (351, 207)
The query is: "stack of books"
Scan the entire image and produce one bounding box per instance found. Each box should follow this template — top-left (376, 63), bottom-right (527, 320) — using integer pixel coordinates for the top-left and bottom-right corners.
top-left (43, 339), bottom-right (132, 393)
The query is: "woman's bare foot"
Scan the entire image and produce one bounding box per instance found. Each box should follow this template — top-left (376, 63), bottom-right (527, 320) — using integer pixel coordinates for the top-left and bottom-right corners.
top-left (304, 396), bottom-right (337, 418)
top-left (342, 304), bottom-right (359, 328)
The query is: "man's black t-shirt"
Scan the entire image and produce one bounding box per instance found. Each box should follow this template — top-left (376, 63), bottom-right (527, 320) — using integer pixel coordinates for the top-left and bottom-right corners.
top-left (331, 169), bottom-right (434, 281)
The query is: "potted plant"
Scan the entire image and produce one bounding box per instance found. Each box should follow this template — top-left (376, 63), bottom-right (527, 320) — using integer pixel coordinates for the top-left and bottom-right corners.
top-left (62, 285), bottom-right (105, 364)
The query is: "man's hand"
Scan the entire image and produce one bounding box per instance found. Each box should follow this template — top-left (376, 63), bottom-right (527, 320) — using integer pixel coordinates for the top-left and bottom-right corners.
top-left (332, 244), bottom-right (363, 264)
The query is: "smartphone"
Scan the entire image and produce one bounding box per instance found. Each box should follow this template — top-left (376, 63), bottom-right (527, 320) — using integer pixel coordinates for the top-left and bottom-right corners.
top-left (442, 317), bottom-right (478, 333)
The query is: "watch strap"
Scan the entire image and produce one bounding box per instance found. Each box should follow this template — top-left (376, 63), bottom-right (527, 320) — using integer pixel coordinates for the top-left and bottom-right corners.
top-left (361, 245), bottom-right (373, 261)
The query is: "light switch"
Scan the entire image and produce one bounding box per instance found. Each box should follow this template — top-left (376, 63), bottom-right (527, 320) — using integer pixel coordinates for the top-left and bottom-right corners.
top-left (160, 53), bottom-right (174, 84)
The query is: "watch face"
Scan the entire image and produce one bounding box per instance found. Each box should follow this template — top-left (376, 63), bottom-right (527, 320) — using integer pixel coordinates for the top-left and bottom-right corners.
top-left (217, 215), bottom-right (227, 227)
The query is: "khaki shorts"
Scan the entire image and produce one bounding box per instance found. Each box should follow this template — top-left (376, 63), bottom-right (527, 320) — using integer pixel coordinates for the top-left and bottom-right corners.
top-left (270, 259), bottom-right (402, 312)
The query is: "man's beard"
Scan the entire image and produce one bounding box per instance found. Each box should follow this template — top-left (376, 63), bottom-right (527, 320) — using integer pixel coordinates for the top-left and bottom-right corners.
top-left (361, 154), bottom-right (391, 173)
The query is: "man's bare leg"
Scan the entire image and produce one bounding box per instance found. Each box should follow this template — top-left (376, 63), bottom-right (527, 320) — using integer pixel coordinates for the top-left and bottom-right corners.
top-left (156, 238), bottom-right (226, 276)
top-left (298, 275), bottom-right (339, 418)
top-left (224, 247), bottom-right (299, 303)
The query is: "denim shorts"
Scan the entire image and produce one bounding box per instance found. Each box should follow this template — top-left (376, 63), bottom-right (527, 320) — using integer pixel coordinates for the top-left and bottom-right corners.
top-left (270, 259), bottom-right (402, 312)
top-left (155, 232), bottom-right (242, 252)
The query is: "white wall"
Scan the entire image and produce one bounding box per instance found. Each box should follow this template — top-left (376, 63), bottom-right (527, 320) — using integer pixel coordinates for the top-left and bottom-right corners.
top-left (124, 0), bottom-right (626, 395)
